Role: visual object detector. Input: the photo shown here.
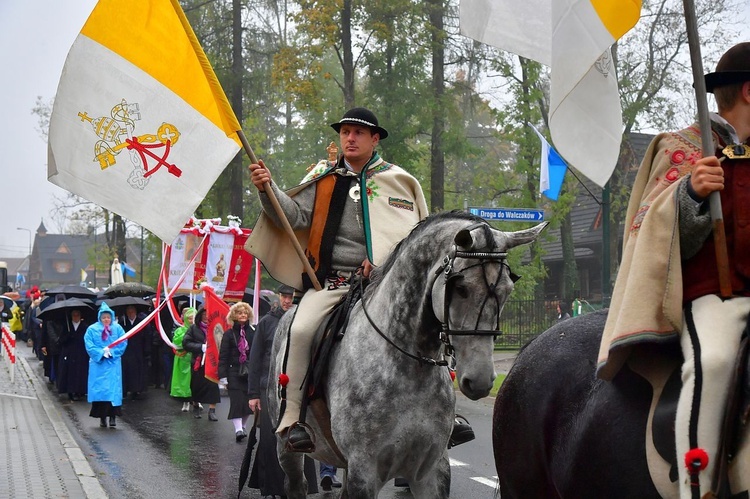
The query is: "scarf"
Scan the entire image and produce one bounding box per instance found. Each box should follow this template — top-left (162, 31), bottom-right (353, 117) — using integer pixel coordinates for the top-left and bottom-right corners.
top-left (101, 325), bottom-right (110, 341)
top-left (302, 166), bottom-right (356, 290)
top-left (237, 324), bottom-right (248, 364)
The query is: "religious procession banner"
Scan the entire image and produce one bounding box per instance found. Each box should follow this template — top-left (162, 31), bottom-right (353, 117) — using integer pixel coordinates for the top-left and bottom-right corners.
top-left (167, 218), bottom-right (252, 301)
top-left (47, 0), bottom-right (242, 243)
top-left (202, 286), bottom-right (230, 383)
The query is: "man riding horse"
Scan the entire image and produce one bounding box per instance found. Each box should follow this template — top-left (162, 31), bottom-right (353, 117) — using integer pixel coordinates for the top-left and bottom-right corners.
top-left (246, 107), bottom-right (475, 453)
top-left (598, 42), bottom-right (750, 498)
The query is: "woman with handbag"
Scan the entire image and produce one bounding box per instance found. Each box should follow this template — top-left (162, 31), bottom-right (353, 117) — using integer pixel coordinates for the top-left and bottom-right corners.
top-left (219, 301), bottom-right (255, 441)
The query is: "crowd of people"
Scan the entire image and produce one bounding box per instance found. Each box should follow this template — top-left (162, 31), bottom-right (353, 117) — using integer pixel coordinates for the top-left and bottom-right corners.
top-left (11, 284), bottom-right (341, 496)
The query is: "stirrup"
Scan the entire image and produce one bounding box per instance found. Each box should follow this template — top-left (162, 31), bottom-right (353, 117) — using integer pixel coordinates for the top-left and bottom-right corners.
top-left (449, 414), bottom-right (475, 448)
top-left (285, 421), bottom-right (316, 453)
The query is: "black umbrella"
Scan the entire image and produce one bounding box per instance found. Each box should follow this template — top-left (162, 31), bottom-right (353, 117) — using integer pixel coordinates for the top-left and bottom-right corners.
top-left (0, 296), bottom-right (15, 312)
top-left (102, 282), bottom-right (156, 298)
top-left (237, 411), bottom-right (260, 498)
top-left (241, 291), bottom-right (272, 318)
top-left (100, 295), bottom-right (153, 313)
top-left (45, 285), bottom-right (98, 300)
top-left (36, 298), bottom-right (95, 321)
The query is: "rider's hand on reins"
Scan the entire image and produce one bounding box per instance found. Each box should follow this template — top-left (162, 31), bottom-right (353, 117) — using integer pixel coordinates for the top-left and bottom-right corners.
top-left (359, 259), bottom-right (373, 278)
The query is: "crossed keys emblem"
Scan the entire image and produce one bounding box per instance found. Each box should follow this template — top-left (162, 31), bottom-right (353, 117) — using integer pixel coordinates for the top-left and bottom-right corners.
top-left (78, 99), bottom-right (182, 190)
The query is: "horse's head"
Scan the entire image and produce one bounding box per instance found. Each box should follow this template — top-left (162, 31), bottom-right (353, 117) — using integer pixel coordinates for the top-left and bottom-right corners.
top-left (431, 220), bottom-right (548, 400)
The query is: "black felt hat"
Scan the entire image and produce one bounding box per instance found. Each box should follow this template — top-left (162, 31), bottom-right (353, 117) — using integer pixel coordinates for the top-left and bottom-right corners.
top-left (704, 42), bottom-right (750, 93)
top-left (277, 284), bottom-right (295, 296)
top-left (330, 107), bottom-right (389, 139)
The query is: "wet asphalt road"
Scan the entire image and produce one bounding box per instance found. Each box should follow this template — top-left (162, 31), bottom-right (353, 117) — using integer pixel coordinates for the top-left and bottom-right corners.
top-left (26, 348), bottom-right (514, 498)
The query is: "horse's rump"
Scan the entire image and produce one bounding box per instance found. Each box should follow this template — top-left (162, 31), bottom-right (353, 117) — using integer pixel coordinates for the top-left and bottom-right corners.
top-left (493, 310), bottom-right (750, 499)
top-left (493, 311), bottom-right (669, 498)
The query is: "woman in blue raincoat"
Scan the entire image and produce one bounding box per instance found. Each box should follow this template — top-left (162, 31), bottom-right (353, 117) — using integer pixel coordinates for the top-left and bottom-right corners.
top-left (85, 303), bottom-right (128, 428)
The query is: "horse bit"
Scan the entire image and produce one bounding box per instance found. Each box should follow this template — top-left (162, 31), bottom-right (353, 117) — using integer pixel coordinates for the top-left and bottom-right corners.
top-left (361, 223), bottom-right (517, 368)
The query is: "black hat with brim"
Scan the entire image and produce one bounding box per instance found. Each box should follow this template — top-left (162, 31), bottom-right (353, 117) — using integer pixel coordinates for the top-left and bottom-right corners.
top-left (705, 71), bottom-right (750, 93)
top-left (277, 284), bottom-right (295, 296)
top-left (704, 42), bottom-right (750, 93)
top-left (330, 107), bottom-right (389, 139)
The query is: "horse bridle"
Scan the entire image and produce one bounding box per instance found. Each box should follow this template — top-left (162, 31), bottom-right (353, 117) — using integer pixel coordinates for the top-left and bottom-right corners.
top-left (360, 224), bottom-right (516, 367)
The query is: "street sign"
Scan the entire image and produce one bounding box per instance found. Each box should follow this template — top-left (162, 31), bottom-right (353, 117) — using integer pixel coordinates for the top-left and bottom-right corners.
top-left (469, 207), bottom-right (545, 222)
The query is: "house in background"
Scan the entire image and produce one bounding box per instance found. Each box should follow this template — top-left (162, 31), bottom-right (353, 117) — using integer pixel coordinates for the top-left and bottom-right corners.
top-left (539, 132), bottom-right (655, 303)
top-left (26, 220), bottom-right (143, 289)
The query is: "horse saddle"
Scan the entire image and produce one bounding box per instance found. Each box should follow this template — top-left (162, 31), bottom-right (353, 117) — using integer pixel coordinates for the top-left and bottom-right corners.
top-left (302, 275), bottom-right (368, 405)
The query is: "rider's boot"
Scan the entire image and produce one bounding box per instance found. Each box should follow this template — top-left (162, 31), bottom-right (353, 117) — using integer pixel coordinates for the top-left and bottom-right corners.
top-left (448, 414), bottom-right (475, 448)
top-left (285, 423), bottom-right (315, 452)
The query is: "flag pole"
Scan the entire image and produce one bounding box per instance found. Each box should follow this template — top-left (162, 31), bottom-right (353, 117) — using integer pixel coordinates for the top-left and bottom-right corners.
top-left (682, 0), bottom-right (732, 298)
top-left (236, 130), bottom-right (323, 291)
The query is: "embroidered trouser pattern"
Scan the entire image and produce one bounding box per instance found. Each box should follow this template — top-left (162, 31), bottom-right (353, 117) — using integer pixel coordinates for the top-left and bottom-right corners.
top-left (676, 294), bottom-right (750, 498)
top-left (276, 284), bottom-right (349, 433)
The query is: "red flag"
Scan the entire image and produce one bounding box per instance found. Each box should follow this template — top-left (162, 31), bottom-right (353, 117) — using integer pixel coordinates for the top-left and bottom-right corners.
top-left (203, 286), bottom-right (230, 383)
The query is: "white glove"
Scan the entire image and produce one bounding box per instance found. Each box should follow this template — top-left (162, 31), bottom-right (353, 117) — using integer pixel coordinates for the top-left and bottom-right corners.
top-left (219, 377), bottom-right (228, 388)
top-left (201, 344), bottom-right (207, 353)
top-left (103, 347), bottom-right (112, 358)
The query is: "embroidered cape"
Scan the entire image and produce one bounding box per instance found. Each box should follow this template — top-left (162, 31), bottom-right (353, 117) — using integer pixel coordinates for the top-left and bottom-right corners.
top-left (597, 125), bottom-right (708, 380)
top-left (245, 155), bottom-right (428, 290)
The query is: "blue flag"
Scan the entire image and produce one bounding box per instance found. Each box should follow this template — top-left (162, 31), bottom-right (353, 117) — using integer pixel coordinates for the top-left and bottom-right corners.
top-left (121, 262), bottom-right (137, 278)
top-left (531, 125), bottom-right (567, 201)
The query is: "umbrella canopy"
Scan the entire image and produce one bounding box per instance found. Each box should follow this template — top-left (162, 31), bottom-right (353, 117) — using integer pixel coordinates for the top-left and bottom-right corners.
top-left (99, 296), bottom-right (152, 314)
top-left (36, 298), bottom-right (95, 322)
top-left (241, 290), bottom-right (272, 318)
top-left (0, 296), bottom-right (15, 312)
top-left (45, 285), bottom-right (98, 300)
top-left (103, 282), bottom-right (156, 298)
top-left (0, 296), bottom-right (16, 321)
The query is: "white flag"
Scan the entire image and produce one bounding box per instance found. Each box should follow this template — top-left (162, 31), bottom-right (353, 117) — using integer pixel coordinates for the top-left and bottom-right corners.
top-left (48, 0), bottom-right (242, 243)
top-left (460, 0), bottom-right (641, 187)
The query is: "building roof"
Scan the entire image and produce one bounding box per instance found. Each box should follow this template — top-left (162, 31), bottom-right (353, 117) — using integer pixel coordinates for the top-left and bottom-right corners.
top-left (35, 233), bottom-right (95, 285)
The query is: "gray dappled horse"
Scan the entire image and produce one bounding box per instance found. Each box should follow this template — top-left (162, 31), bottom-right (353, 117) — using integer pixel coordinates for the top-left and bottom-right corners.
top-left (268, 211), bottom-right (547, 499)
top-left (493, 310), bottom-right (750, 499)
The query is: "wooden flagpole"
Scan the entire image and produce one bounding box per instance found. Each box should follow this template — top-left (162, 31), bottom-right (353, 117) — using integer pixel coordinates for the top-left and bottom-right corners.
top-left (236, 130), bottom-right (322, 291)
top-left (682, 0), bottom-right (732, 298)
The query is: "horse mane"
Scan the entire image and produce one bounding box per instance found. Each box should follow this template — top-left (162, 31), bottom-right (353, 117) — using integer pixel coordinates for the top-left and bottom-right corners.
top-left (368, 210), bottom-right (489, 288)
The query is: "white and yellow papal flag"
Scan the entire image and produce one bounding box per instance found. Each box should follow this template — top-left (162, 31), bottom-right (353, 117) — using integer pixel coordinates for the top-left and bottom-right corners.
top-left (459, 0), bottom-right (641, 187)
top-left (48, 0), bottom-right (242, 243)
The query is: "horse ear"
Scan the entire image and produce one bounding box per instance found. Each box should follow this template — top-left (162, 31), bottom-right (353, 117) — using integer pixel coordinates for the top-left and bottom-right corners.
top-left (454, 229), bottom-right (474, 249)
top-left (504, 221), bottom-right (549, 249)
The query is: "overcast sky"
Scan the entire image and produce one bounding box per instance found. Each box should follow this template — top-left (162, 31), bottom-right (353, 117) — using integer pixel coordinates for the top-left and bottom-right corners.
top-left (0, 1), bottom-right (747, 259)
top-left (0, 0), bottom-right (97, 258)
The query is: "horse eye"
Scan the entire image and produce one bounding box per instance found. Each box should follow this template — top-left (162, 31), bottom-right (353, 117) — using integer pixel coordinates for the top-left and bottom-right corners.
top-left (454, 284), bottom-right (469, 298)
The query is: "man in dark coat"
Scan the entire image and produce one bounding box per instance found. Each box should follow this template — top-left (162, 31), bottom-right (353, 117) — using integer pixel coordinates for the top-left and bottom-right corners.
top-left (120, 305), bottom-right (153, 400)
top-left (40, 296), bottom-right (65, 384)
top-left (57, 308), bottom-right (90, 401)
top-left (247, 285), bottom-right (319, 495)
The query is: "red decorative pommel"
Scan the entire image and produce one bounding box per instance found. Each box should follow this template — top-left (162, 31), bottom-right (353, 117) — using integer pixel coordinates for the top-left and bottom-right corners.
top-left (450, 370), bottom-right (456, 381)
top-left (278, 373), bottom-right (290, 387)
top-left (684, 448), bottom-right (709, 472)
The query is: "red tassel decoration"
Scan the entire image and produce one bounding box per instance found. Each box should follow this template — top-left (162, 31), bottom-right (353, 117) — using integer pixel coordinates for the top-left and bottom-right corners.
top-left (279, 373), bottom-right (290, 387)
top-left (684, 448), bottom-right (709, 472)
top-left (450, 370), bottom-right (456, 381)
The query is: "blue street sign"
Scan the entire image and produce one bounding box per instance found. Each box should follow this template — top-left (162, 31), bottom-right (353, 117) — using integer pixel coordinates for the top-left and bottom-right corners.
top-left (469, 207), bottom-right (545, 222)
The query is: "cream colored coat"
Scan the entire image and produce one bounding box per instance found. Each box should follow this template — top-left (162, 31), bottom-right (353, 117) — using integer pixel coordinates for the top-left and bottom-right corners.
top-left (245, 157), bottom-right (428, 290)
top-left (597, 126), bottom-right (707, 380)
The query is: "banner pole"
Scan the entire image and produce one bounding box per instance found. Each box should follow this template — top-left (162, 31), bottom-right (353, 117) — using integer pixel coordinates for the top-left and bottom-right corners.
top-left (682, 0), bottom-right (732, 298)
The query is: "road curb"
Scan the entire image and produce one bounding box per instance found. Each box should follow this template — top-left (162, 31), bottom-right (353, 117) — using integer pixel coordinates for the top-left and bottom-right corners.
top-left (18, 355), bottom-right (109, 499)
